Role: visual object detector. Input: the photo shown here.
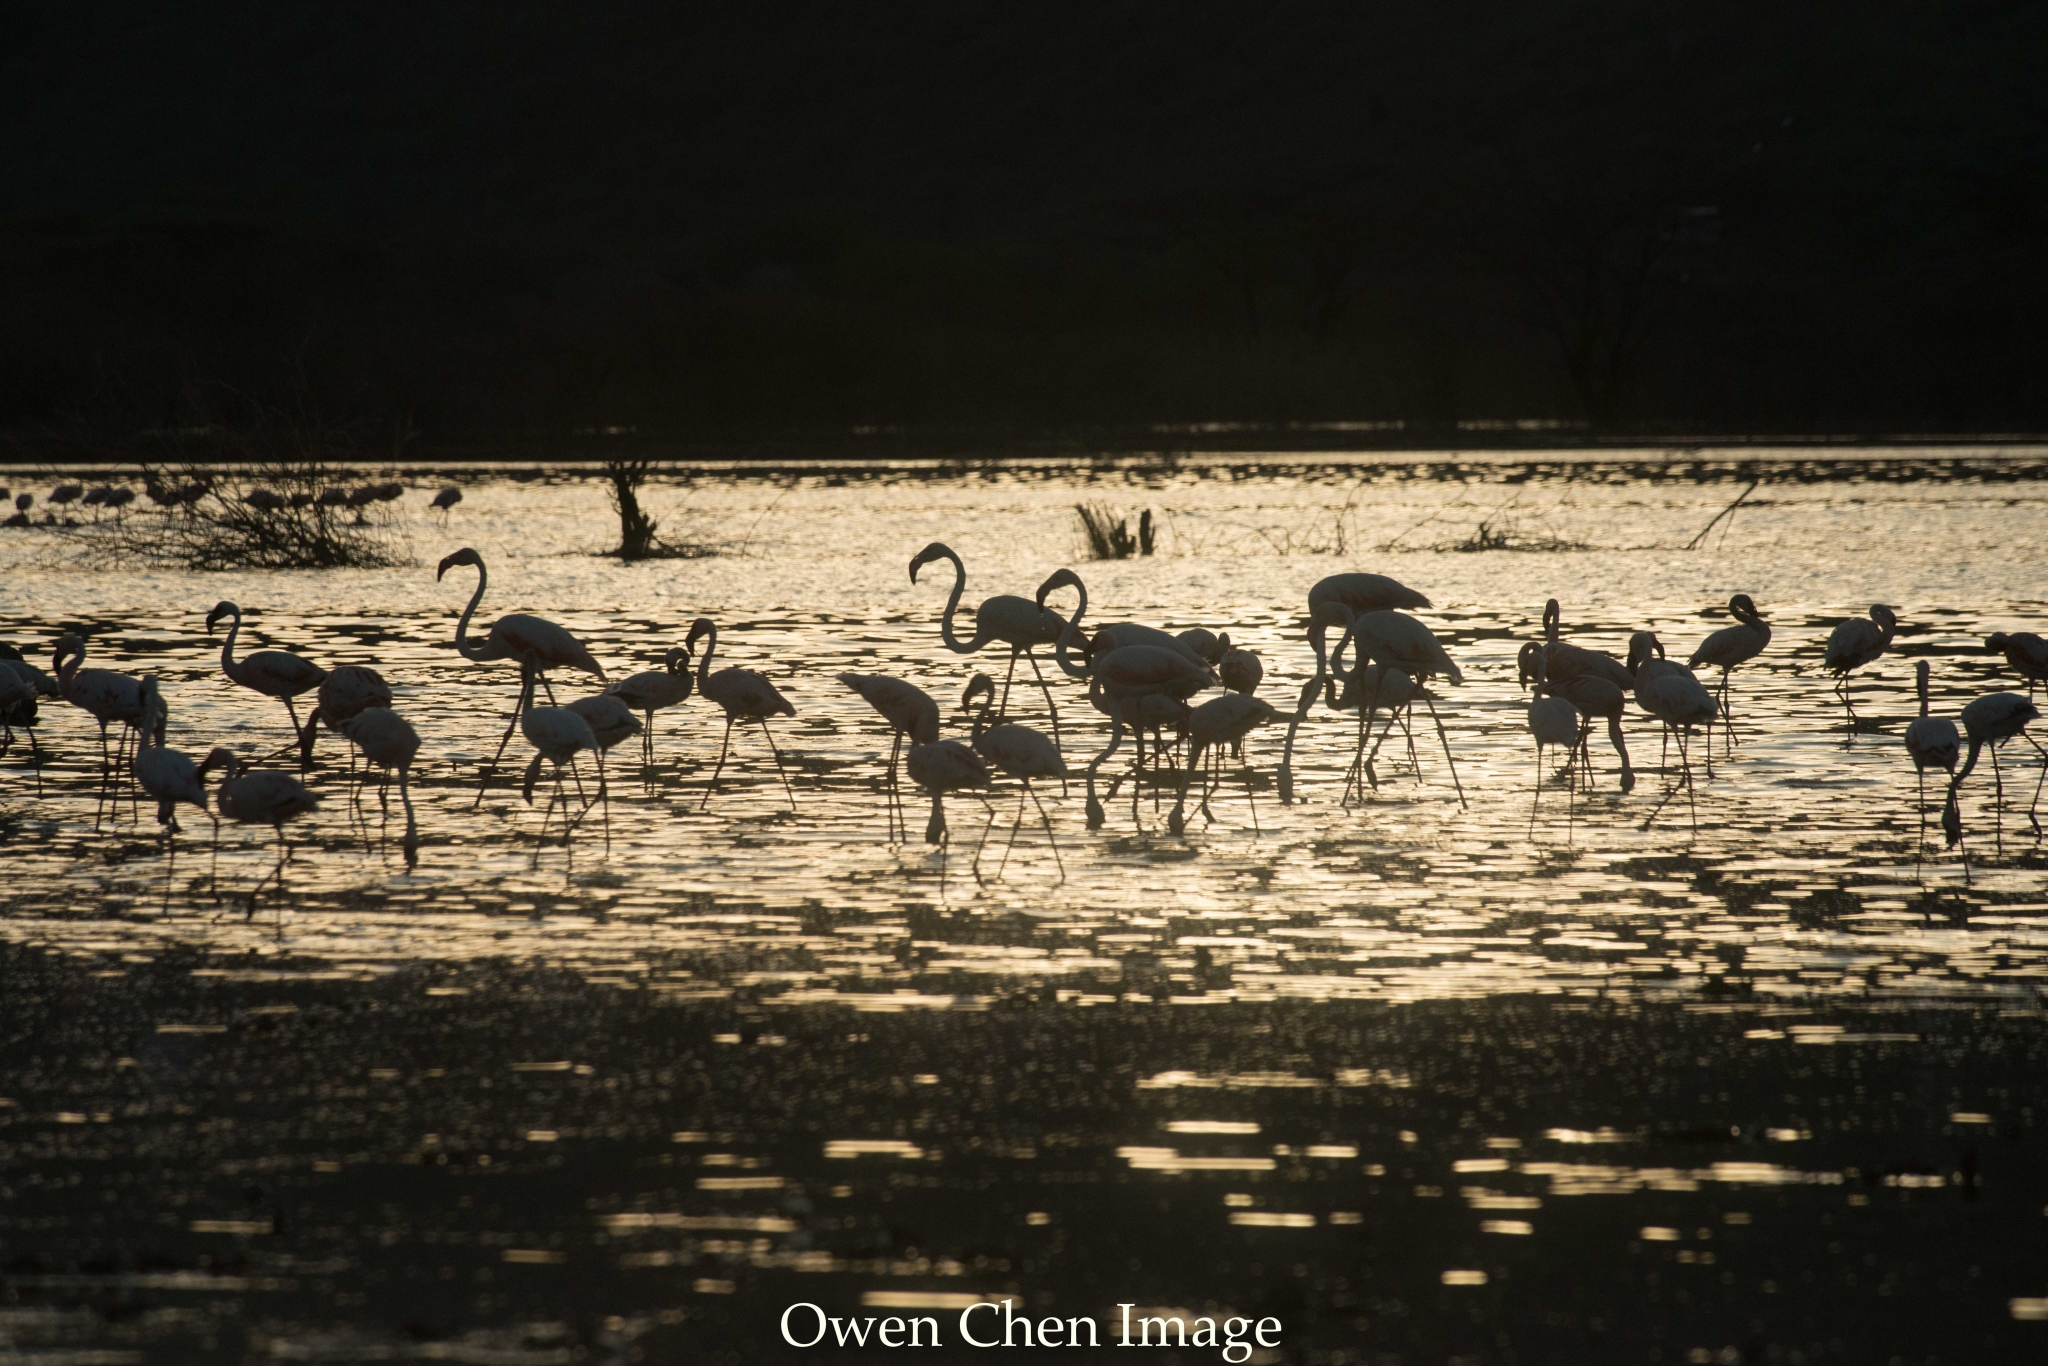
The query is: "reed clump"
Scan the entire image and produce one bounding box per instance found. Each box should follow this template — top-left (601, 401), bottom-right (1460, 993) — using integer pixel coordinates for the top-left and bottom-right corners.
top-left (1076, 503), bottom-right (1155, 559)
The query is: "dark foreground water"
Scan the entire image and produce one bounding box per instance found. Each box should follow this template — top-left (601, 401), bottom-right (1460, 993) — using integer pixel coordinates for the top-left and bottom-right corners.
top-left (4, 450), bottom-right (2048, 1363)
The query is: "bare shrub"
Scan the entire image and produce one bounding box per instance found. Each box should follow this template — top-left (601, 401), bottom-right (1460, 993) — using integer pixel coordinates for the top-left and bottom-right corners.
top-left (1075, 503), bottom-right (1155, 559)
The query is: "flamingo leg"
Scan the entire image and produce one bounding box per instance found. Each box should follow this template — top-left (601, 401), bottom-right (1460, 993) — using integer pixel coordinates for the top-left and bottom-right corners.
top-left (594, 748), bottom-right (612, 853)
top-left (885, 730), bottom-right (905, 842)
top-left (1168, 741), bottom-right (1199, 834)
top-left (759, 720), bottom-right (797, 811)
top-left (1244, 742), bottom-right (1260, 836)
top-left (1084, 704), bottom-right (1128, 829)
top-left (1530, 741), bottom-right (1542, 837)
top-left (971, 793), bottom-right (1002, 882)
top-left (1025, 652), bottom-right (1064, 786)
top-left (1915, 768), bottom-right (1926, 874)
top-left (700, 718), bottom-right (736, 810)
top-left (1420, 692), bottom-right (1467, 808)
top-left (1993, 744), bottom-right (2006, 854)
top-left (2023, 732), bottom-right (2048, 834)
top-left (1031, 781), bottom-right (1062, 880)
top-left (475, 673), bottom-right (533, 807)
top-left (398, 769), bottom-right (418, 865)
top-left (997, 649), bottom-right (1020, 721)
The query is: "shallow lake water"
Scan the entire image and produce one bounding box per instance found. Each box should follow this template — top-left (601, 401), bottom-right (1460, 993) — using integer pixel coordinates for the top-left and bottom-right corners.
top-left (3, 449), bottom-right (2047, 1363)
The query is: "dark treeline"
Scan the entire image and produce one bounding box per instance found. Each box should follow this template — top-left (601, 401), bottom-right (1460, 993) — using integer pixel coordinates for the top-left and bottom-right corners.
top-left (3, 1), bottom-right (2044, 451)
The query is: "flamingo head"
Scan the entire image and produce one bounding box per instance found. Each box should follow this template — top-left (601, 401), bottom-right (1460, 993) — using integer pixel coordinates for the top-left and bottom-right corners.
top-left (961, 672), bottom-right (995, 711)
top-left (202, 748), bottom-right (241, 782)
top-left (1517, 641), bottom-right (1544, 689)
top-left (1986, 632), bottom-right (2011, 652)
top-left (1034, 567), bottom-right (1082, 610)
top-left (1543, 598), bottom-right (1561, 633)
top-left (1730, 593), bottom-right (1762, 620)
top-left (436, 547), bottom-right (483, 580)
top-left (1872, 604), bottom-right (1898, 630)
top-left (1626, 631), bottom-right (1664, 673)
top-left (684, 617), bottom-right (716, 652)
top-left (51, 633), bottom-right (86, 674)
top-left (204, 601), bottom-right (239, 634)
top-left (140, 675), bottom-right (168, 736)
top-left (907, 542), bottom-right (952, 584)
top-left (663, 646), bottom-right (690, 675)
top-left (1311, 600), bottom-right (1354, 631)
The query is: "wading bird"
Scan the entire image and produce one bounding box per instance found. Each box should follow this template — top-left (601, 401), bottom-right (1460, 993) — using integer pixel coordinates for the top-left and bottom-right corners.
top-left (214, 753), bottom-right (321, 909)
top-left (1168, 691), bottom-right (1284, 835)
top-left (337, 706), bottom-right (422, 862)
top-left (567, 694), bottom-right (639, 850)
top-left (909, 542), bottom-right (1067, 744)
top-left (1038, 569), bottom-right (1214, 828)
top-left (1555, 675), bottom-right (1634, 795)
top-left (52, 634), bottom-right (150, 822)
top-left (430, 487), bottom-right (463, 520)
top-left (0, 665), bottom-right (44, 792)
top-left (437, 548), bottom-right (606, 805)
top-left (1688, 594), bottom-right (1771, 746)
top-left (904, 736), bottom-right (991, 888)
top-left (1334, 608), bottom-right (1466, 806)
top-left (1986, 631), bottom-right (2048, 698)
top-left (963, 672), bottom-right (1066, 879)
top-left (1902, 660), bottom-right (1960, 871)
top-left (687, 616), bottom-right (798, 811)
top-left (520, 705), bottom-right (600, 859)
top-left (1944, 692), bottom-right (2045, 862)
top-left (132, 679), bottom-right (222, 843)
top-left (1519, 644), bottom-right (1584, 835)
top-left (1631, 636), bottom-right (1720, 832)
top-left (839, 673), bottom-right (940, 840)
top-left (298, 665), bottom-right (393, 767)
top-left (1822, 604), bottom-right (1898, 726)
top-left (206, 601), bottom-right (328, 749)
top-left (1537, 599), bottom-right (1633, 689)
top-left (605, 648), bottom-right (694, 764)
top-left (1307, 572), bottom-right (1433, 617)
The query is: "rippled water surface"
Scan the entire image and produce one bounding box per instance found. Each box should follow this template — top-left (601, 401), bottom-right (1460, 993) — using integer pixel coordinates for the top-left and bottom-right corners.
top-left (3, 450), bottom-right (2047, 1363)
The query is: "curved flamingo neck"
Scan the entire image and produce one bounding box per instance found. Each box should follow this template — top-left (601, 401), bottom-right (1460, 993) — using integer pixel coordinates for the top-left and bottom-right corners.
top-left (1049, 576), bottom-right (1091, 679)
top-left (967, 688), bottom-right (992, 742)
top-left (1916, 666), bottom-right (1931, 717)
top-left (932, 547), bottom-right (974, 653)
top-left (694, 624), bottom-right (719, 687)
top-left (217, 606), bottom-right (245, 683)
top-left (1544, 600), bottom-right (1560, 645)
top-left (54, 646), bottom-right (81, 697)
top-left (452, 562), bottom-right (490, 661)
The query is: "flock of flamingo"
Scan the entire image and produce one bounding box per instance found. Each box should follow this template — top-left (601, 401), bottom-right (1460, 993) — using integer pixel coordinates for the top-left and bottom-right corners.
top-left (4, 538), bottom-right (2047, 901)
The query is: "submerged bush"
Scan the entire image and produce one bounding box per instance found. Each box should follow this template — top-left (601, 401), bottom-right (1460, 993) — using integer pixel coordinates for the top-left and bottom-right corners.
top-left (1075, 503), bottom-right (1155, 559)
top-left (75, 405), bottom-right (413, 570)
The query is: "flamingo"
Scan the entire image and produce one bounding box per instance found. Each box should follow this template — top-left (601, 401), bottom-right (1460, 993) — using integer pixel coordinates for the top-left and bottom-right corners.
top-left (298, 665), bottom-right (393, 766)
top-left (1630, 637), bottom-right (1719, 832)
top-left (1538, 600), bottom-right (1633, 689)
top-left (132, 678), bottom-right (224, 840)
top-left (1519, 643), bottom-right (1584, 835)
top-left (1985, 631), bottom-right (2048, 698)
top-left (903, 736), bottom-right (991, 889)
top-left (605, 647), bottom-right (694, 763)
top-left (0, 664), bottom-right (45, 793)
top-left (205, 601), bottom-right (328, 748)
top-left (1038, 569), bottom-right (1214, 828)
top-left (1554, 675), bottom-right (1634, 795)
top-left (1902, 661), bottom-right (1960, 871)
top-left (1336, 609), bottom-right (1466, 806)
top-left (838, 673), bottom-right (940, 840)
top-left (52, 634), bottom-right (150, 822)
top-left (962, 672), bottom-right (1067, 878)
top-left (214, 753), bottom-right (321, 909)
top-left (686, 616), bottom-right (798, 811)
top-left (430, 487), bottom-right (463, 520)
top-left (337, 706), bottom-right (422, 861)
top-left (1177, 629), bottom-right (1229, 665)
top-left (1307, 572), bottom-right (1433, 616)
top-left (1943, 692), bottom-right (2045, 861)
top-left (1219, 643), bottom-right (1263, 696)
top-left (1688, 594), bottom-right (1771, 746)
top-left (566, 693), bottom-right (638, 850)
top-left (909, 542), bottom-right (1068, 745)
top-left (437, 547), bottom-right (606, 805)
top-left (1032, 568), bottom-right (1211, 673)
top-left (1822, 604), bottom-right (1898, 726)
top-left (1167, 692), bottom-right (1285, 835)
top-left (520, 704), bottom-right (600, 856)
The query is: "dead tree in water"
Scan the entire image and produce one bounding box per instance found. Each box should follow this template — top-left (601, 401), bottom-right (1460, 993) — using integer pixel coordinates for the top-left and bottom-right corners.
top-left (604, 458), bottom-right (659, 560)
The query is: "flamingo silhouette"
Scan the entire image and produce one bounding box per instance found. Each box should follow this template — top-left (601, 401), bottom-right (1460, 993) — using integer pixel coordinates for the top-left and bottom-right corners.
top-left (437, 548), bottom-right (606, 806)
top-left (206, 601), bottom-right (327, 751)
top-left (1985, 631), bottom-right (2048, 698)
top-left (521, 704), bottom-right (601, 861)
top-left (910, 542), bottom-right (1067, 747)
top-left (1823, 604), bottom-right (1898, 726)
top-left (963, 672), bottom-right (1066, 879)
top-left (1167, 692), bottom-right (1284, 835)
top-left (605, 647), bottom-right (694, 764)
top-left (1688, 594), bottom-right (1771, 747)
top-left (839, 673), bottom-right (940, 840)
top-left (52, 634), bottom-right (150, 823)
top-left (1902, 660), bottom-right (1959, 873)
top-left (298, 665), bottom-right (393, 767)
top-left (337, 706), bottom-right (422, 863)
top-left (686, 616), bottom-right (798, 811)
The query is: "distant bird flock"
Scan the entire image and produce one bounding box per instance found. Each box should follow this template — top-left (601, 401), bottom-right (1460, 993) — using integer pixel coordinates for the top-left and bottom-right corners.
top-left (4, 528), bottom-right (2046, 901)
